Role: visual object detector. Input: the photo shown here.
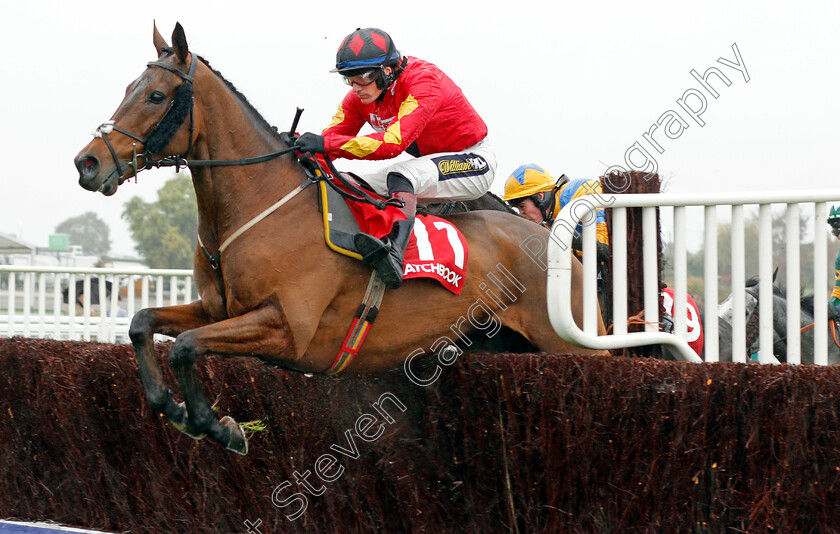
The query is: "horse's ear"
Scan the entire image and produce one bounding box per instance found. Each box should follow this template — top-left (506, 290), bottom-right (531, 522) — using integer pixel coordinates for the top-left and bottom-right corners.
top-left (152, 21), bottom-right (169, 56)
top-left (172, 22), bottom-right (189, 64)
top-left (773, 266), bottom-right (779, 282)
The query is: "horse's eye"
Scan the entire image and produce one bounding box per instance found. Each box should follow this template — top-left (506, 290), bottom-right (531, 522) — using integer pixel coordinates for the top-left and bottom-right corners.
top-left (148, 90), bottom-right (167, 104)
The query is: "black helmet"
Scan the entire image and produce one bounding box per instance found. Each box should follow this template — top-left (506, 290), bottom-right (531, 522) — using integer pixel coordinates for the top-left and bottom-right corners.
top-left (331, 28), bottom-right (401, 75)
top-left (829, 205), bottom-right (840, 237)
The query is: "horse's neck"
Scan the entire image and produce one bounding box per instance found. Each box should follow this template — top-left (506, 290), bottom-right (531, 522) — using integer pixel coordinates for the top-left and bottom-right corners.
top-left (190, 77), bottom-right (305, 249)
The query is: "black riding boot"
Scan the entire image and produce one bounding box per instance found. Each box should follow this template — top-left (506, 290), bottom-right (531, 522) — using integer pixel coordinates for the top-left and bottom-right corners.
top-left (354, 182), bottom-right (417, 289)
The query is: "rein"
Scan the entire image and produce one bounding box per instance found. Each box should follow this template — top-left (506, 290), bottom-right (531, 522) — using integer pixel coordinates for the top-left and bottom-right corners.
top-left (605, 310), bottom-right (665, 334)
top-left (797, 319), bottom-right (840, 349)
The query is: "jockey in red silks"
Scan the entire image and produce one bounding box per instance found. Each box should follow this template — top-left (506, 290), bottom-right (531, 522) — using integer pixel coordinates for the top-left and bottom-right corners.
top-left (659, 287), bottom-right (704, 358)
top-left (286, 27), bottom-right (496, 289)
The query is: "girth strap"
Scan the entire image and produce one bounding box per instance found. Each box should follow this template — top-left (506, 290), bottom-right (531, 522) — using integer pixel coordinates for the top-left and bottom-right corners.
top-left (199, 246), bottom-right (226, 310)
top-left (325, 271), bottom-right (387, 375)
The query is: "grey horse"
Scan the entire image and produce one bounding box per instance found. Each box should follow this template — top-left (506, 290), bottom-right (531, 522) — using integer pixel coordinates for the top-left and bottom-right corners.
top-left (717, 273), bottom-right (840, 364)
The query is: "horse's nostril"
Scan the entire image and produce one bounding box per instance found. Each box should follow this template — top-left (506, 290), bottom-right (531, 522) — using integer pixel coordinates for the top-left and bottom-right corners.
top-left (77, 156), bottom-right (99, 177)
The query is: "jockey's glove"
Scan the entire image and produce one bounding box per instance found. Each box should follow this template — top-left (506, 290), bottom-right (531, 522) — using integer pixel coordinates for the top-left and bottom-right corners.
top-left (659, 310), bottom-right (675, 334)
top-left (296, 132), bottom-right (325, 154)
top-left (572, 235), bottom-right (610, 263)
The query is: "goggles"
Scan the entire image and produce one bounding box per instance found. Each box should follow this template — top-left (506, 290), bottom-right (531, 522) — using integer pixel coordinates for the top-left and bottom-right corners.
top-left (507, 195), bottom-right (534, 208)
top-left (342, 70), bottom-right (379, 87)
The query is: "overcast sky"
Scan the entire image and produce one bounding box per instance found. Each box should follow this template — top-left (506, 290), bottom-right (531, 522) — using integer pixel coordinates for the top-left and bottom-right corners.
top-left (2, 1), bottom-right (839, 257)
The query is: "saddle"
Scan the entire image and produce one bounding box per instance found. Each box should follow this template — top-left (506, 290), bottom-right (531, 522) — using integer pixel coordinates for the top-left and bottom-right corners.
top-left (305, 165), bottom-right (470, 374)
top-left (317, 172), bottom-right (468, 295)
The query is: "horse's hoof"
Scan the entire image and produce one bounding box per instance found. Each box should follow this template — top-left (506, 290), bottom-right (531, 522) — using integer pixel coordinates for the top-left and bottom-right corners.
top-left (219, 416), bottom-right (248, 455)
top-left (163, 399), bottom-right (187, 427)
top-left (169, 401), bottom-right (205, 440)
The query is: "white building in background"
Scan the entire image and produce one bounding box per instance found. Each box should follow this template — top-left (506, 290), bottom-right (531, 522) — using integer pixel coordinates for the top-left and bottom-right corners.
top-left (0, 233), bottom-right (37, 264)
top-left (104, 257), bottom-right (149, 270)
top-left (1, 232), bottom-right (147, 270)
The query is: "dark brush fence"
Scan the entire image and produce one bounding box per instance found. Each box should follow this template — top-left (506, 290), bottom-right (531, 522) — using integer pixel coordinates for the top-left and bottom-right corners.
top-left (1, 338), bottom-right (839, 533)
top-left (601, 170), bottom-right (664, 358)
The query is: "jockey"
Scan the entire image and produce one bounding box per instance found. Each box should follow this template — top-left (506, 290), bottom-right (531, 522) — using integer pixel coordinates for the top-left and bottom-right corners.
top-left (288, 27), bottom-right (496, 289)
top-left (502, 163), bottom-right (609, 260)
top-left (828, 206), bottom-right (840, 307)
top-left (503, 163), bottom-right (611, 316)
top-left (659, 286), bottom-right (705, 358)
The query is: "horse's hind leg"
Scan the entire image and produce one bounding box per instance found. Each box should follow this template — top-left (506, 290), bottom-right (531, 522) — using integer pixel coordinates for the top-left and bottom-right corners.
top-left (129, 301), bottom-right (214, 435)
top-left (168, 303), bottom-right (296, 455)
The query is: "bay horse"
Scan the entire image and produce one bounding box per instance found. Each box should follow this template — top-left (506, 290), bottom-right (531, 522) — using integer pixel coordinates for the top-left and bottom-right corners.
top-left (73, 23), bottom-right (606, 455)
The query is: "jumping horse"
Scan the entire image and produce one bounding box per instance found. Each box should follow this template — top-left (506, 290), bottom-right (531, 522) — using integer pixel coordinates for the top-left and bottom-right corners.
top-left (73, 23), bottom-right (606, 454)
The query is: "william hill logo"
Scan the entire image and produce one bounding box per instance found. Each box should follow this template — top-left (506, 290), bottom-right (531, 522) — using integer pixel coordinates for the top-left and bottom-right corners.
top-left (437, 156), bottom-right (488, 176)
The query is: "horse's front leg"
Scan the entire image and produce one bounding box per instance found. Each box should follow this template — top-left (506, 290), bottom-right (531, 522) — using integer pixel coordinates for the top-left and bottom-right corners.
top-left (168, 302), bottom-right (297, 455)
top-left (129, 301), bottom-right (214, 436)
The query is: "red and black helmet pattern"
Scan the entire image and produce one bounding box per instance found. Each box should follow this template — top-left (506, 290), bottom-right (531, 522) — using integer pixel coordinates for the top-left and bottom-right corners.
top-left (331, 28), bottom-right (400, 74)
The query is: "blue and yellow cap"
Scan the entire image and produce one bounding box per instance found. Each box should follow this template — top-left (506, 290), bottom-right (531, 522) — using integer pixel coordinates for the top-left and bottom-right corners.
top-left (502, 164), bottom-right (559, 202)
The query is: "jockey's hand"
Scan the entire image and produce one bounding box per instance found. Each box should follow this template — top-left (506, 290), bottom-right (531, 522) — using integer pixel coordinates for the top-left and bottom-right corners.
top-left (571, 235), bottom-right (610, 263)
top-left (280, 131), bottom-right (299, 148)
top-left (660, 311), bottom-right (675, 334)
top-left (296, 132), bottom-right (325, 154)
top-left (596, 242), bottom-right (610, 263)
top-left (572, 233), bottom-right (583, 253)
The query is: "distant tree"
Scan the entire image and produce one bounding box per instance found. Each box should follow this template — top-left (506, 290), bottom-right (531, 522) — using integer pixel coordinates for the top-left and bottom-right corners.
top-left (122, 172), bottom-right (197, 269)
top-left (55, 212), bottom-right (111, 256)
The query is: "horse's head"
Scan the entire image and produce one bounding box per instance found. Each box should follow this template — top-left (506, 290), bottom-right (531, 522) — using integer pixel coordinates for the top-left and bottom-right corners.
top-left (719, 274), bottom-right (763, 324)
top-left (74, 23), bottom-right (198, 196)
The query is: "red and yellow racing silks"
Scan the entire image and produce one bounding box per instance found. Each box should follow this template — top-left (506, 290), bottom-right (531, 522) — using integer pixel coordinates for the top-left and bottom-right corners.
top-left (322, 57), bottom-right (487, 160)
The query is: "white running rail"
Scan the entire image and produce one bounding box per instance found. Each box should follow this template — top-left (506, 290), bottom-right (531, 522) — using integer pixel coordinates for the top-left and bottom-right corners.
top-left (0, 265), bottom-right (193, 343)
top-left (546, 190), bottom-right (840, 365)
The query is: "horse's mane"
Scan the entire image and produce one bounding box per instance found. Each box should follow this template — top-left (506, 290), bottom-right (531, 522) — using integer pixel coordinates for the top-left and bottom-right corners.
top-left (756, 292), bottom-right (820, 318)
top-left (801, 294), bottom-right (815, 315)
top-left (745, 274), bottom-right (785, 297)
top-left (197, 55), bottom-right (283, 142)
top-left (797, 294), bottom-right (840, 321)
top-left (457, 191), bottom-right (517, 215)
top-left (486, 191), bottom-right (518, 214)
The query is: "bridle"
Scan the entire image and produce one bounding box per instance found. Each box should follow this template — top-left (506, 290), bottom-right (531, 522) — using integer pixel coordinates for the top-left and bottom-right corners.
top-left (93, 51), bottom-right (199, 180)
top-left (92, 51), bottom-right (298, 180)
top-left (89, 51), bottom-right (401, 312)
